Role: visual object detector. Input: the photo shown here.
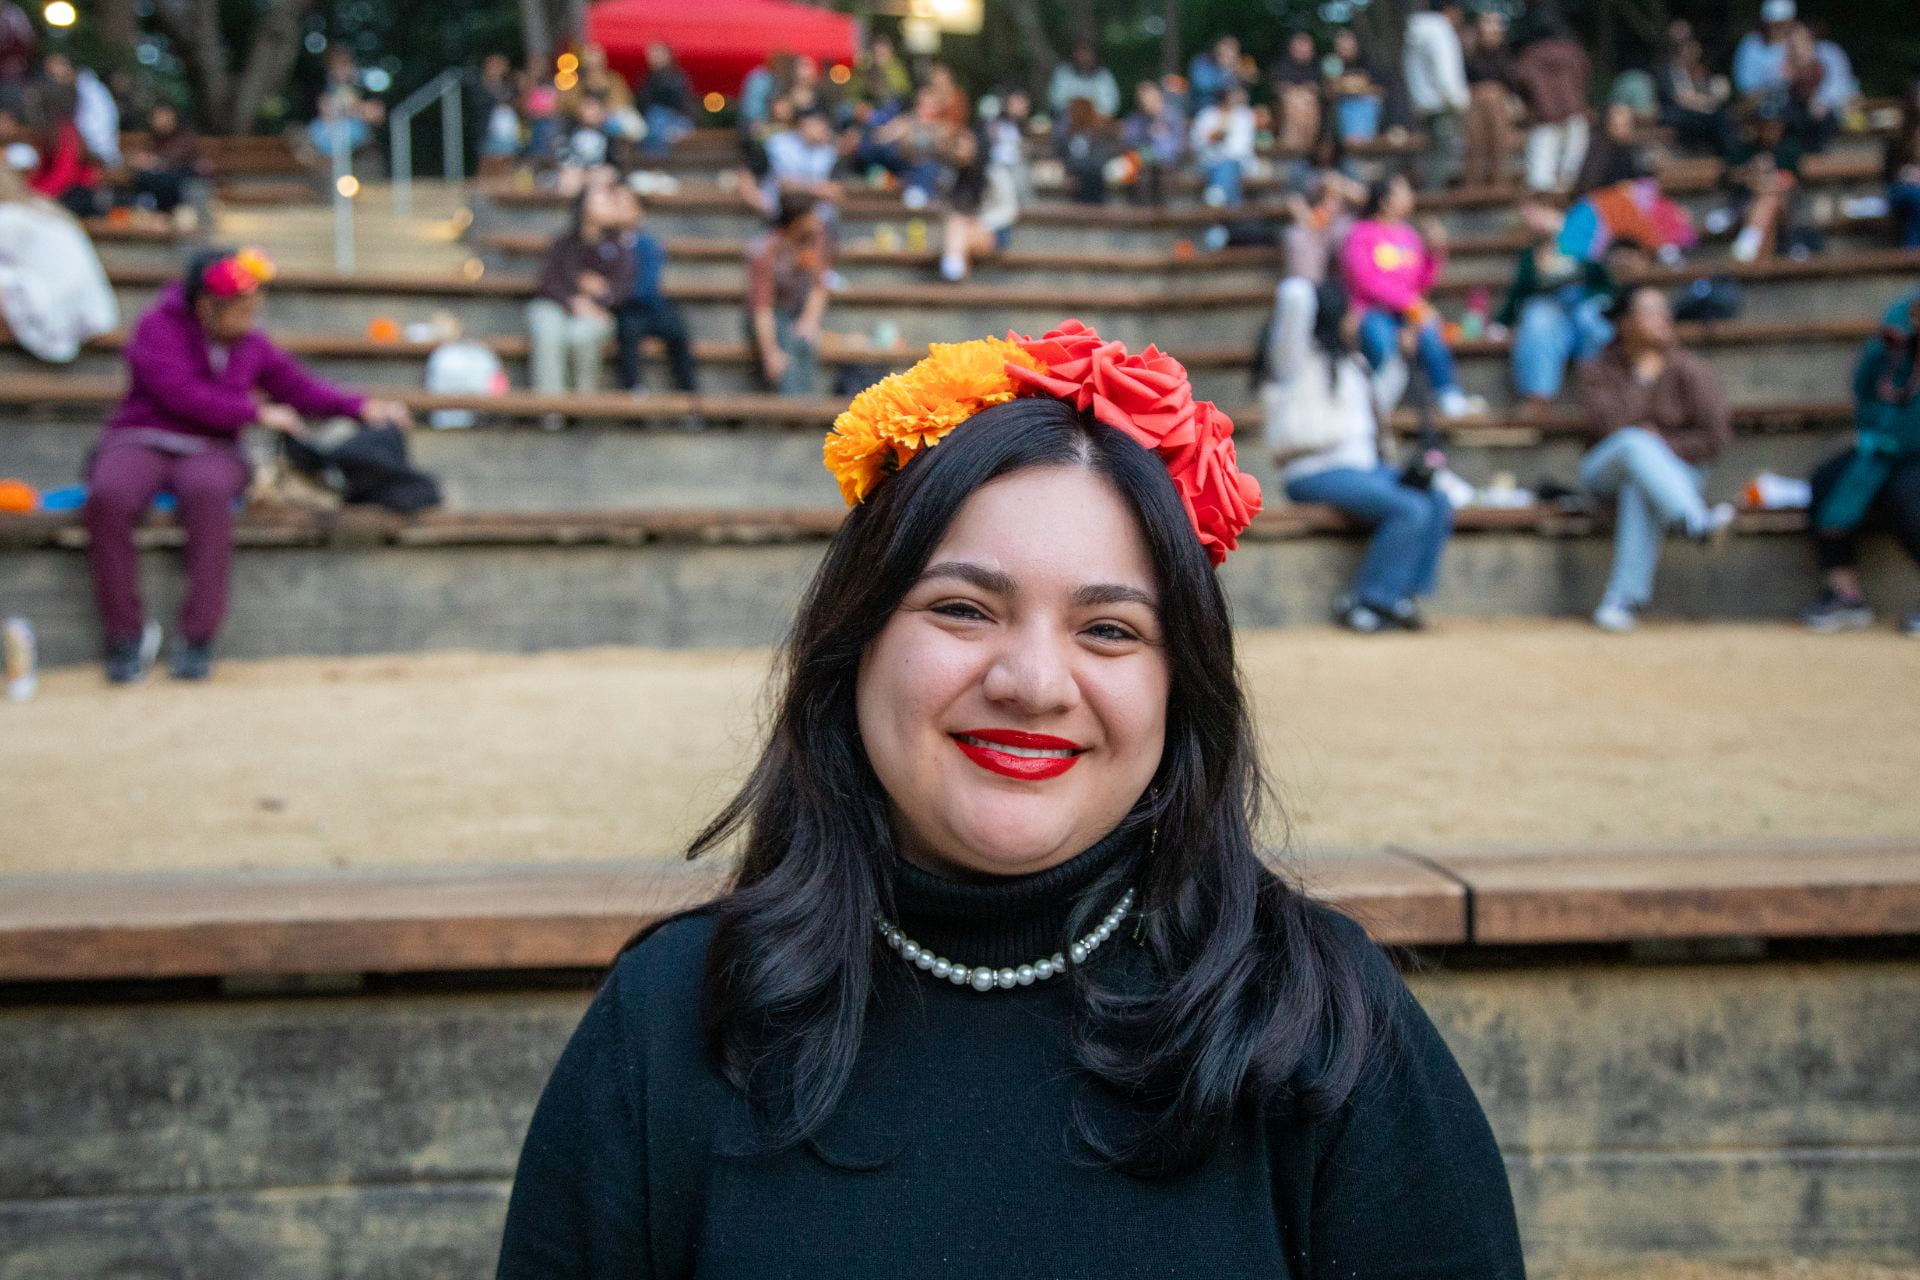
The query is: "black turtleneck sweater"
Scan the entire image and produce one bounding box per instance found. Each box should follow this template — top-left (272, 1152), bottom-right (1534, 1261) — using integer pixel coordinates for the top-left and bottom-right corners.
top-left (497, 837), bottom-right (1525, 1278)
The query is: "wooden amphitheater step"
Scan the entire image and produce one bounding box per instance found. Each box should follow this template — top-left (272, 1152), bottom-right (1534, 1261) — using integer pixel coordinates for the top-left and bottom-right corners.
top-left (2, 839), bottom-right (1914, 982)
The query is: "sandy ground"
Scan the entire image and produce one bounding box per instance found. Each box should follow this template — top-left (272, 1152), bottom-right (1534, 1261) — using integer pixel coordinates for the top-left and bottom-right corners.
top-left (5, 621), bottom-right (1919, 876)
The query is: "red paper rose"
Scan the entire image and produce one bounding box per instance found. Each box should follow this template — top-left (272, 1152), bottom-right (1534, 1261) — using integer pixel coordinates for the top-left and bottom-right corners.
top-left (1006, 321), bottom-right (1261, 566)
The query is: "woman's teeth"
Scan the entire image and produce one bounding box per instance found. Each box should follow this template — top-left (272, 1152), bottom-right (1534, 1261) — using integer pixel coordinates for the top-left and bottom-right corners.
top-left (955, 734), bottom-right (1079, 759)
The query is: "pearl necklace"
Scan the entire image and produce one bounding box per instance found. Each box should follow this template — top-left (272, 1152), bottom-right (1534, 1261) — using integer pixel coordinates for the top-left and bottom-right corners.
top-left (877, 888), bottom-right (1137, 992)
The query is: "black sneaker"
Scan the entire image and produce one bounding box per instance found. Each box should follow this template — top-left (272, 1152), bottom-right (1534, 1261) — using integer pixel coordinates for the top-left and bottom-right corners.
top-left (1902, 608), bottom-right (1920, 638)
top-left (1802, 589), bottom-right (1874, 634)
top-left (169, 638), bottom-right (214, 681)
top-left (1386, 599), bottom-right (1428, 631)
top-left (104, 621), bottom-right (162, 683)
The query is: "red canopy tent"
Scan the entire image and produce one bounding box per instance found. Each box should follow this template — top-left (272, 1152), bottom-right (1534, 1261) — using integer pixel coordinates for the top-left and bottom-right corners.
top-left (586, 0), bottom-right (860, 99)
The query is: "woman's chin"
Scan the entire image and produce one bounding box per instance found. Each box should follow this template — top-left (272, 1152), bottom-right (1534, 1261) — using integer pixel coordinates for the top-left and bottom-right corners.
top-left (935, 802), bottom-right (1089, 876)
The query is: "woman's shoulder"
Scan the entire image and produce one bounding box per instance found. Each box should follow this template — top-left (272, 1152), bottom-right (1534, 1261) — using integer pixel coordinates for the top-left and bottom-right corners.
top-left (606, 907), bottom-right (719, 1001)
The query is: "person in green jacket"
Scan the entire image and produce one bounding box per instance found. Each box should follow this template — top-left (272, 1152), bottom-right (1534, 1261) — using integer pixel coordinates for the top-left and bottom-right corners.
top-left (1499, 196), bottom-right (1617, 414)
top-left (1802, 290), bottom-right (1920, 635)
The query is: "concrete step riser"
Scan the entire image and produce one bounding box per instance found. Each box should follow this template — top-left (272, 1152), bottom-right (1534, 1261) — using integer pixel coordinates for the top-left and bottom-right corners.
top-left (104, 272), bottom-right (1912, 363)
top-left (0, 416), bottom-right (1853, 517)
top-left (10, 527), bottom-right (1916, 667)
top-left (0, 331), bottom-right (1870, 410)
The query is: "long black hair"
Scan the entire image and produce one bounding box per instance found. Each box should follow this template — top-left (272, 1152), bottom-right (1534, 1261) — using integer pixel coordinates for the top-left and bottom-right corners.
top-left (689, 396), bottom-right (1392, 1177)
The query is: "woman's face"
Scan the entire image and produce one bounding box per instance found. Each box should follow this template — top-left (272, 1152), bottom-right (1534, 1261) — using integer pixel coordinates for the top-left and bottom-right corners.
top-left (856, 464), bottom-right (1171, 879)
top-left (1383, 175), bottom-right (1414, 220)
top-left (196, 291), bottom-right (261, 341)
top-left (1623, 287), bottom-right (1674, 348)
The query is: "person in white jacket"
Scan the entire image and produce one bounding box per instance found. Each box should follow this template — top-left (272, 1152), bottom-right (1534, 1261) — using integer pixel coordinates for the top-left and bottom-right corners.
top-left (0, 148), bottom-right (117, 363)
top-left (1264, 277), bottom-right (1454, 632)
top-left (1403, 0), bottom-right (1471, 188)
top-left (1190, 86), bottom-right (1257, 208)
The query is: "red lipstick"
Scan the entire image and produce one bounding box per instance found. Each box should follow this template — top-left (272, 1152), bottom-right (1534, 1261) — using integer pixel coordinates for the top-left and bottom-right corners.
top-left (951, 728), bottom-right (1086, 781)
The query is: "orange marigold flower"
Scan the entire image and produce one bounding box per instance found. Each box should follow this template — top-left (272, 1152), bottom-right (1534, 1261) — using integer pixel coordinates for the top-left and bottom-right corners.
top-left (823, 337), bottom-right (1047, 505)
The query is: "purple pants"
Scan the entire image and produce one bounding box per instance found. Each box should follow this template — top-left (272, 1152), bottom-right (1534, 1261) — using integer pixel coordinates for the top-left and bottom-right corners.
top-left (85, 440), bottom-right (249, 645)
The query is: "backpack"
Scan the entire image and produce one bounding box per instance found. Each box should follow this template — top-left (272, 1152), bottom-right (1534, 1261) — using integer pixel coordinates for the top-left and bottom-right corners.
top-left (281, 423), bottom-right (442, 514)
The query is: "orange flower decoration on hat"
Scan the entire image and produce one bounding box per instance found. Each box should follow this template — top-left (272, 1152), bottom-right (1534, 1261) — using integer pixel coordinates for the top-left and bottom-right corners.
top-left (824, 336), bottom-right (1047, 504)
top-left (1005, 321), bottom-right (1261, 565)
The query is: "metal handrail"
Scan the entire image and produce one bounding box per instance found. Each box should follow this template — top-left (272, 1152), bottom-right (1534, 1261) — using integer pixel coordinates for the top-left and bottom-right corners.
top-left (330, 123), bottom-right (354, 273)
top-left (390, 68), bottom-right (466, 215)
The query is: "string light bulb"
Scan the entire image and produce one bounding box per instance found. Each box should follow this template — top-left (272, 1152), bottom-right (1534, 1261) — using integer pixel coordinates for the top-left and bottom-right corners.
top-left (43, 1), bottom-right (76, 26)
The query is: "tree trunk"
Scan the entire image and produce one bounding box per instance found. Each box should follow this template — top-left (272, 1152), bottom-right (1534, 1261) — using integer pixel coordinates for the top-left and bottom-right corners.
top-left (556, 0), bottom-right (588, 51)
top-left (518, 0), bottom-right (553, 67)
top-left (230, 0), bottom-right (317, 136)
top-left (152, 0), bottom-right (234, 130)
top-left (999, 0), bottom-right (1059, 99)
top-left (95, 0), bottom-right (140, 73)
top-left (1160, 0), bottom-right (1180, 79)
top-left (1067, 0), bottom-right (1095, 49)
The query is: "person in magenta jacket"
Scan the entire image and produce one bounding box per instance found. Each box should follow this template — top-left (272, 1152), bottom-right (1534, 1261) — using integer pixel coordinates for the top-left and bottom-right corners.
top-left (84, 247), bottom-right (413, 682)
top-left (1339, 173), bottom-right (1485, 419)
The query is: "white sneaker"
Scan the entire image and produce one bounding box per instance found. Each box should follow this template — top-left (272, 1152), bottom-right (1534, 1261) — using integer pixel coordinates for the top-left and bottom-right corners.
top-left (939, 252), bottom-right (966, 282)
top-left (1436, 388), bottom-right (1487, 420)
top-left (1730, 224), bottom-right (1765, 263)
top-left (1692, 502), bottom-right (1737, 545)
top-left (1593, 601), bottom-right (1639, 633)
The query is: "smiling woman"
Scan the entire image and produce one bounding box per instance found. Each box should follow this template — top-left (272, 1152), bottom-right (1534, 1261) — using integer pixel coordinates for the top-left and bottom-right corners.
top-left (496, 329), bottom-right (1526, 1279)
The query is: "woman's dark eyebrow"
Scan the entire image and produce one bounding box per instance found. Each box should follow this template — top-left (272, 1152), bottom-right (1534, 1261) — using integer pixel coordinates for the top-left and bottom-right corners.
top-left (1072, 583), bottom-right (1158, 609)
top-left (917, 561), bottom-right (1017, 595)
top-left (917, 563), bottom-right (1156, 610)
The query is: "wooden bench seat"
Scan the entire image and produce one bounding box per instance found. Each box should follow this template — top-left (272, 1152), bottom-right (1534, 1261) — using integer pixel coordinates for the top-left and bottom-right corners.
top-left (25, 316), bottom-right (1881, 376)
top-left (477, 148), bottom-right (1885, 226)
top-left (2, 838), bottom-right (1913, 981)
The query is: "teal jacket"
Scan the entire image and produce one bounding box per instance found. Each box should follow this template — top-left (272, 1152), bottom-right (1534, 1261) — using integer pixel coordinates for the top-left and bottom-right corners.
top-left (1814, 293), bottom-right (1920, 532)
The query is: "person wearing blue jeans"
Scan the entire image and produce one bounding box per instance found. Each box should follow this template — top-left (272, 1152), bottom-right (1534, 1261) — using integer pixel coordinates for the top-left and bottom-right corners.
top-left (1358, 308), bottom-right (1458, 403)
top-left (1513, 291), bottom-right (1613, 400)
top-left (1266, 277), bottom-right (1455, 632)
top-left (1498, 198), bottom-right (1617, 407)
top-left (1288, 465), bottom-right (1454, 625)
top-left (1575, 286), bottom-right (1736, 632)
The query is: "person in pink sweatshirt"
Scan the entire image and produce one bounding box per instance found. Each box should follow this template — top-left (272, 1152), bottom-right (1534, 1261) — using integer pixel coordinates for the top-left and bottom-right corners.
top-left (84, 247), bottom-right (413, 683)
top-left (1339, 173), bottom-right (1485, 418)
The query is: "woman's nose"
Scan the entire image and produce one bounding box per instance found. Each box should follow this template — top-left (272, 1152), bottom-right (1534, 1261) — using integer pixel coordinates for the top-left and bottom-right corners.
top-left (980, 630), bottom-right (1079, 716)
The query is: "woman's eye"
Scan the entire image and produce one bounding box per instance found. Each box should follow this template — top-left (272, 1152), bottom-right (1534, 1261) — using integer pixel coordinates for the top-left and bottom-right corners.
top-left (1084, 622), bottom-right (1140, 644)
top-left (930, 600), bottom-right (989, 622)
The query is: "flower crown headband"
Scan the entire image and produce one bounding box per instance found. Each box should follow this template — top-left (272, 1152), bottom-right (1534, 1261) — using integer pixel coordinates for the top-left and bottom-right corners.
top-left (823, 321), bottom-right (1261, 565)
top-left (200, 247), bottom-right (277, 299)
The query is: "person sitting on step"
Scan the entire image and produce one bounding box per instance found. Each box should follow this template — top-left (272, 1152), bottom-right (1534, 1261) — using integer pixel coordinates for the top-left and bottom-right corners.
top-left (607, 184), bottom-right (700, 402)
top-left (1265, 278), bottom-right (1455, 633)
top-left (1574, 284), bottom-right (1736, 633)
top-left (1340, 173), bottom-right (1486, 419)
top-left (1802, 291), bottom-right (1920, 637)
top-left (527, 177), bottom-right (634, 423)
top-left (84, 247), bottom-right (412, 683)
top-left (745, 191), bottom-right (831, 395)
